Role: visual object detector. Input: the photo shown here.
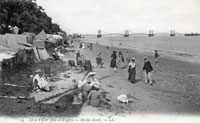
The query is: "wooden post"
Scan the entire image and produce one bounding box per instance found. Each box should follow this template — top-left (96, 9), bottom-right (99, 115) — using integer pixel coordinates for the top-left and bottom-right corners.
top-left (97, 30), bottom-right (102, 38)
top-left (170, 30), bottom-right (175, 36)
top-left (149, 30), bottom-right (154, 37)
top-left (124, 30), bottom-right (129, 37)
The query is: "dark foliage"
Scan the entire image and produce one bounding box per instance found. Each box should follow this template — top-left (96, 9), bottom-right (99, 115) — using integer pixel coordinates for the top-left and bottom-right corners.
top-left (0, 0), bottom-right (65, 34)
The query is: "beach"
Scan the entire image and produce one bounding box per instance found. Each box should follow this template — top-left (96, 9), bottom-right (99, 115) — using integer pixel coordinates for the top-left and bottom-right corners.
top-left (2, 0), bottom-right (200, 122)
top-left (74, 37), bottom-right (200, 116)
top-left (0, 37), bottom-right (200, 118)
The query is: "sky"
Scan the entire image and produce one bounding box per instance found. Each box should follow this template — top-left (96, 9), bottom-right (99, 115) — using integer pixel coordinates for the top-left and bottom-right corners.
top-left (37, 0), bottom-right (200, 34)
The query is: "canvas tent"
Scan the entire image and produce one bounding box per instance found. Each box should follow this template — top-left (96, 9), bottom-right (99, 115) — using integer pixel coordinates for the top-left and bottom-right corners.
top-left (15, 35), bottom-right (27, 44)
top-left (0, 30), bottom-right (51, 61)
top-left (32, 30), bottom-right (51, 60)
top-left (37, 48), bottom-right (50, 60)
top-left (47, 34), bottom-right (63, 40)
top-left (0, 48), bottom-right (41, 71)
top-left (34, 29), bottom-right (47, 41)
top-left (33, 39), bottom-right (45, 48)
top-left (0, 32), bottom-right (50, 70)
top-left (46, 34), bottom-right (63, 45)
top-left (12, 47), bottom-right (49, 63)
top-left (45, 34), bottom-right (58, 52)
top-left (0, 34), bottom-right (29, 48)
top-left (46, 34), bottom-right (53, 39)
top-left (0, 35), bottom-right (7, 46)
top-left (6, 34), bottom-right (18, 47)
top-left (33, 47), bottom-right (41, 62)
top-left (22, 32), bottom-right (35, 44)
top-left (0, 45), bottom-right (41, 71)
top-left (47, 37), bottom-right (57, 43)
top-left (52, 35), bottom-right (63, 40)
top-left (33, 30), bottom-right (46, 48)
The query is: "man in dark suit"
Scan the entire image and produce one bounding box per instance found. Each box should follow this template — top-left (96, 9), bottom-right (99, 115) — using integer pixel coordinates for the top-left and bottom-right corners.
top-left (142, 57), bottom-right (153, 85)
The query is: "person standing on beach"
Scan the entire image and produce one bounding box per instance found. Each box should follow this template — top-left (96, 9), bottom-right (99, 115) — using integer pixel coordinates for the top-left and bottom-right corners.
top-left (154, 50), bottom-right (159, 63)
top-left (118, 51), bottom-right (125, 69)
top-left (110, 51), bottom-right (117, 71)
top-left (79, 43), bottom-right (82, 48)
top-left (128, 57), bottom-right (136, 83)
top-left (75, 50), bottom-right (81, 65)
top-left (142, 57), bottom-right (153, 85)
top-left (90, 43), bottom-right (93, 50)
top-left (96, 52), bottom-right (103, 68)
top-left (82, 42), bottom-right (85, 49)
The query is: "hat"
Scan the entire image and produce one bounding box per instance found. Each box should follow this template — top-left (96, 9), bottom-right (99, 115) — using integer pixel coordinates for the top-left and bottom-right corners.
top-left (131, 57), bottom-right (135, 61)
top-left (35, 69), bottom-right (41, 73)
top-left (93, 83), bottom-right (101, 89)
top-left (88, 72), bottom-right (96, 76)
top-left (144, 56), bottom-right (148, 60)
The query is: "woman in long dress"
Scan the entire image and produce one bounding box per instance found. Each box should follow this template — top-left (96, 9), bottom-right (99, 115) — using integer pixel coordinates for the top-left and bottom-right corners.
top-left (118, 51), bottom-right (125, 69)
top-left (110, 51), bottom-right (117, 70)
top-left (128, 57), bottom-right (136, 83)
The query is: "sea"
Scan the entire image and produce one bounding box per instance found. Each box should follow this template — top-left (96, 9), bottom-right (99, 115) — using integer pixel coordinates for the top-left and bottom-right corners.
top-left (80, 35), bottom-right (200, 63)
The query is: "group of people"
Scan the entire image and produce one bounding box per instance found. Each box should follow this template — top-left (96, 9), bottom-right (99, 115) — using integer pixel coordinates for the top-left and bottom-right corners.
top-left (75, 50), bottom-right (92, 71)
top-left (31, 41), bottom-right (160, 108)
top-left (127, 56), bottom-right (153, 85)
top-left (32, 69), bottom-right (105, 107)
top-left (110, 50), bottom-right (160, 85)
top-left (72, 72), bottom-right (106, 107)
top-left (110, 51), bottom-right (127, 70)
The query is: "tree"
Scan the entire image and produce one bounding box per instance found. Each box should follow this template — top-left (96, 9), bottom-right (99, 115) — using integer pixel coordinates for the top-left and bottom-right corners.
top-left (0, 0), bottom-right (65, 34)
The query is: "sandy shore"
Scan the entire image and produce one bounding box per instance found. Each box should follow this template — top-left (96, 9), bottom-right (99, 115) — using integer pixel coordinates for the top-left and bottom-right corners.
top-left (74, 39), bottom-right (200, 116)
top-left (0, 39), bottom-right (200, 119)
